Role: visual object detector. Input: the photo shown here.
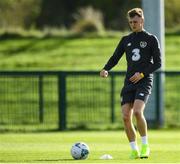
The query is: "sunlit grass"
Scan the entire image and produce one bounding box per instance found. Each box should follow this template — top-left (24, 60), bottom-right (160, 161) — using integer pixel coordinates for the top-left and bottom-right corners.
top-left (0, 130), bottom-right (180, 163)
top-left (0, 34), bottom-right (179, 70)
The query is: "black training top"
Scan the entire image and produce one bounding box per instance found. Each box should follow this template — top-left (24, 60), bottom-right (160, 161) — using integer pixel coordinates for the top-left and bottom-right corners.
top-left (103, 30), bottom-right (161, 91)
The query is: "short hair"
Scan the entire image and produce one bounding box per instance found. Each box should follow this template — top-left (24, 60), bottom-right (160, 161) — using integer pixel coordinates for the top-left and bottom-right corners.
top-left (127, 8), bottom-right (144, 19)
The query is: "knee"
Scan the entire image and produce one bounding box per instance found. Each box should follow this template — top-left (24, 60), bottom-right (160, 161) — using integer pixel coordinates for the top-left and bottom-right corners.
top-left (122, 114), bottom-right (131, 123)
top-left (133, 110), bottom-right (143, 119)
top-left (121, 103), bottom-right (133, 124)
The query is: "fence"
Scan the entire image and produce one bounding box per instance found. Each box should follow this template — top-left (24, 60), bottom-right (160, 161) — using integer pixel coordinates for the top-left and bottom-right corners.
top-left (0, 71), bottom-right (179, 132)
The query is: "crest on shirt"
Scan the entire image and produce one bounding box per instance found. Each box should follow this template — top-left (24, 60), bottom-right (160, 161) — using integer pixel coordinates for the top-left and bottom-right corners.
top-left (140, 41), bottom-right (147, 48)
top-left (127, 43), bottom-right (131, 47)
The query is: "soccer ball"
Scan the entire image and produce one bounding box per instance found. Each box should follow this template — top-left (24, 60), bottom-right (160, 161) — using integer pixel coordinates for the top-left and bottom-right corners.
top-left (71, 142), bottom-right (90, 160)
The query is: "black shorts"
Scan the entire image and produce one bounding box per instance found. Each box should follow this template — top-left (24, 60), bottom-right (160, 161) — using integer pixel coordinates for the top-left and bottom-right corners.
top-left (120, 88), bottom-right (150, 106)
top-left (120, 76), bottom-right (152, 106)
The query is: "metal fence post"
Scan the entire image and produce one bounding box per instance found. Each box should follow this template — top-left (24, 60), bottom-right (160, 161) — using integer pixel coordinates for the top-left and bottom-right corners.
top-left (39, 75), bottom-right (44, 123)
top-left (58, 72), bottom-right (66, 130)
top-left (110, 74), bottom-right (115, 123)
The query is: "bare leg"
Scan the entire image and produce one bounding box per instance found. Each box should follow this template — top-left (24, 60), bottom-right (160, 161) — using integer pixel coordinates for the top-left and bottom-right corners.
top-left (133, 99), bottom-right (150, 158)
top-left (122, 103), bottom-right (137, 142)
top-left (133, 99), bottom-right (147, 137)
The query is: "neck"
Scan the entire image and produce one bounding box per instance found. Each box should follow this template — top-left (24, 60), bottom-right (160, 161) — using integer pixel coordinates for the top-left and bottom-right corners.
top-left (134, 28), bottom-right (144, 33)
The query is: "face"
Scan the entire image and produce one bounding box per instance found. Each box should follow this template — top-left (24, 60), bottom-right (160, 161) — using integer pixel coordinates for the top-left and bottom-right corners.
top-left (128, 15), bottom-right (144, 32)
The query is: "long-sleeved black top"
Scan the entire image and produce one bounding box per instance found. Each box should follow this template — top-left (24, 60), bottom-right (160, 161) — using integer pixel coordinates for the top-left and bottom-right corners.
top-left (103, 30), bottom-right (162, 84)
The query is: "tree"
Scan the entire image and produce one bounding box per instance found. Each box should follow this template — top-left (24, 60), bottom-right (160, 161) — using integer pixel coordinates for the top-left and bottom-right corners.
top-left (0, 0), bottom-right (41, 29)
top-left (165, 0), bottom-right (180, 28)
top-left (36, 0), bottom-right (141, 30)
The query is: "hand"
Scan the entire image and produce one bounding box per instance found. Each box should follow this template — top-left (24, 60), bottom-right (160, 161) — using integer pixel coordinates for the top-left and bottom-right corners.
top-left (100, 69), bottom-right (108, 78)
top-left (129, 72), bottom-right (144, 84)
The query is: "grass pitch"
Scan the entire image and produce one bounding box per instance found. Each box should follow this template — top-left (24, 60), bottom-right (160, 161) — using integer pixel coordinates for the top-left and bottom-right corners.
top-left (0, 130), bottom-right (180, 163)
top-left (0, 34), bottom-right (179, 71)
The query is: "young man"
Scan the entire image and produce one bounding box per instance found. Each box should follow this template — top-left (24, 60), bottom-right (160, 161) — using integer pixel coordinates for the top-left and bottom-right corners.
top-left (100, 8), bottom-right (161, 159)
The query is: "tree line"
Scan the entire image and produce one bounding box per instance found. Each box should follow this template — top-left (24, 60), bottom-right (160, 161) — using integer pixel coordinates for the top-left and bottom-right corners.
top-left (0, 0), bottom-right (179, 31)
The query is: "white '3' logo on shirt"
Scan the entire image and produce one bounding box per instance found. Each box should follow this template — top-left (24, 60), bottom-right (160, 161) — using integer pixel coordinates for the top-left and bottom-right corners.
top-left (132, 48), bottom-right (141, 61)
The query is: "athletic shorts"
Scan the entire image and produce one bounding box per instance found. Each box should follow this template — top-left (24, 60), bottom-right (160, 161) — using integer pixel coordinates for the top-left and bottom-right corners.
top-left (120, 88), bottom-right (150, 106)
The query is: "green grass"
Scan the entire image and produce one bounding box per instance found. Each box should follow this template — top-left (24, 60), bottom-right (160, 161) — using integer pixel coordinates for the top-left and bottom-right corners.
top-left (0, 33), bottom-right (180, 130)
top-left (0, 34), bottom-right (179, 128)
top-left (0, 34), bottom-right (179, 70)
top-left (0, 130), bottom-right (180, 163)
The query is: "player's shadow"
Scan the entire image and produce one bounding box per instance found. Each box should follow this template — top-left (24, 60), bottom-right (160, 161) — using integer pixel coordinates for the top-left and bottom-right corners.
top-left (33, 158), bottom-right (75, 162)
top-left (34, 158), bottom-right (113, 162)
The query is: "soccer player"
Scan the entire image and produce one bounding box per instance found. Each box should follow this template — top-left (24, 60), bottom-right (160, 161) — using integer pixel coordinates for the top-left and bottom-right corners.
top-left (100, 8), bottom-right (161, 159)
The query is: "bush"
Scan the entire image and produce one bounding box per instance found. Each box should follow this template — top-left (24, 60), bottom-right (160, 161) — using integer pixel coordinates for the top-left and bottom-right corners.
top-left (165, 0), bottom-right (180, 28)
top-left (0, 0), bottom-right (41, 29)
top-left (71, 6), bottom-right (105, 34)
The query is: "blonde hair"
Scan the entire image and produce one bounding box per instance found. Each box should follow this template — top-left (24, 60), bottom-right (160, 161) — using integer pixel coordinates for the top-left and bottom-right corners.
top-left (127, 8), bottom-right (144, 19)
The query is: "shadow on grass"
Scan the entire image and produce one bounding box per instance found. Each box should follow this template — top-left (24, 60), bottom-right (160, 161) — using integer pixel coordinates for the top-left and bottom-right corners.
top-left (33, 158), bottom-right (75, 162)
top-left (33, 158), bottom-right (109, 162)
